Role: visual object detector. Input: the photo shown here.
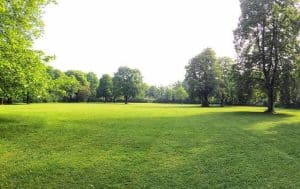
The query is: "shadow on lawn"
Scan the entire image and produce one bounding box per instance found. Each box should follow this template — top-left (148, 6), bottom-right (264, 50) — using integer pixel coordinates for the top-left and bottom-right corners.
top-left (0, 116), bottom-right (43, 139)
top-left (1, 109), bottom-right (300, 188)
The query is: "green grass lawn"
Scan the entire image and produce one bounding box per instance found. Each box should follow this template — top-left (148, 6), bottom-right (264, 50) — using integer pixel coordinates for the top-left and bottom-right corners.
top-left (0, 103), bottom-right (300, 188)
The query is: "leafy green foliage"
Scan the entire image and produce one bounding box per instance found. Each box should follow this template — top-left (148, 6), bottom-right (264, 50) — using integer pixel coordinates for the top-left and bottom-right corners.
top-left (215, 57), bottom-right (235, 106)
top-left (234, 0), bottom-right (300, 112)
top-left (86, 72), bottom-right (99, 99)
top-left (97, 74), bottom-right (113, 102)
top-left (185, 48), bottom-right (219, 107)
top-left (173, 85), bottom-right (188, 102)
top-left (0, 0), bottom-right (55, 103)
top-left (113, 67), bottom-right (144, 104)
top-left (46, 67), bottom-right (81, 102)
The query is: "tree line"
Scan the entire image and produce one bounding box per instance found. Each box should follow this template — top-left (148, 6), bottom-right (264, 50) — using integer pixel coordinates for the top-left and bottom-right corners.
top-left (0, 0), bottom-right (299, 112)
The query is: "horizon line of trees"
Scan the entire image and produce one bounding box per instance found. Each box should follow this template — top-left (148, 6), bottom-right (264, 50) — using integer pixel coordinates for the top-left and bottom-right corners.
top-left (1, 49), bottom-right (299, 109)
top-left (0, 0), bottom-right (299, 113)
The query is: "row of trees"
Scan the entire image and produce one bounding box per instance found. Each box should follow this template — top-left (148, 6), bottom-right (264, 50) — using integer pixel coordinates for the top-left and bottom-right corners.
top-left (184, 48), bottom-right (300, 109)
top-left (45, 67), bottom-right (189, 104)
top-left (42, 66), bottom-right (144, 104)
top-left (183, 0), bottom-right (300, 112)
top-left (0, 0), bottom-right (299, 113)
top-left (3, 46), bottom-right (299, 110)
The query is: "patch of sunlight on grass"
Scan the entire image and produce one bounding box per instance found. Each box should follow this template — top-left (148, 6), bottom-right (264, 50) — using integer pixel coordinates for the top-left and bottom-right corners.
top-left (0, 103), bottom-right (300, 188)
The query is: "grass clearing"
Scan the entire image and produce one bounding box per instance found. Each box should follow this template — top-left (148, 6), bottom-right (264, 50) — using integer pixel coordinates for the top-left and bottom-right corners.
top-left (0, 103), bottom-right (300, 188)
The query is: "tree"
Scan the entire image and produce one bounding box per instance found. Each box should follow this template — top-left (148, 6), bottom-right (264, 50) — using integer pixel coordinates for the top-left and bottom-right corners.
top-left (77, 86), bottom-right (90, 102)
top-left (135, 83), bottom-right (148, 101)
top-left (173, 83), bottom-right (188, 103)
top-left (58, 75), bottom-right (81, 102)
top-left (279, 60), bottom-right (295, 107)
top-left (46, 67), bottom-right (81, 102)
top-left (86, 72), bottom-right (99, 100)
top-left (65, 70), bottom-right (89, 86)
top-left (97, 74), bottom-right (113, 102)
top-left (146, 86), bottom-right (160, 100)
top-left (230, 63), bottom-right (256, 105)
top-left (234, 0), bottom-right (300, 112)
top-left (47, 66), bottom-right (63, 80)
top-left (215, 57), bottom-right (235, 106)
top-left (113, 67), bottom-right (143, 104)
top-left (185, 48), bottom-right (218, 107)
top-left (65, 70), bottom-right (90, 102)
top-left (23, 51), bottom-right (54, 104)
top-left (0, 0), bottom-right (55, 103)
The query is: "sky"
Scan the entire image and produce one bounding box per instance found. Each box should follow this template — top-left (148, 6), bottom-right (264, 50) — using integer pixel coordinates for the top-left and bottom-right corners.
top-left (34, 0), bottom-right (241, 86)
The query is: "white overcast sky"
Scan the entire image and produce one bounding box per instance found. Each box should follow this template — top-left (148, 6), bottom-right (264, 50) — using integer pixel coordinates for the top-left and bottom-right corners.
top-left (34, 0), bottom-right (241, 86)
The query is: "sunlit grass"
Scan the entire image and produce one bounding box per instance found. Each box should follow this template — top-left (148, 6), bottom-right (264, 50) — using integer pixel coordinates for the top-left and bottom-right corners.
top-left (0, 103), bottom-right (299, 188)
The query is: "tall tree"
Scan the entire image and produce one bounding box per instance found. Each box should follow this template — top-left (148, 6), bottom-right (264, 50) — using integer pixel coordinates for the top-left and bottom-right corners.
top-left (97, 74), bottom-right (113, 102)
top-left (279, 60), bottom-right (295, 107)
top-left (113, 67), bottom-right (143, 104)
top-left (216, 57), bottom-right (235, 106)
top-left (0, 0), bottom-right (55, 103)
top-left (86, 72), bottom-right (99, 100)
top-left (234, 0), bottom-right (300, 112)
top-left (230, 63), bottom-right (256, 105)
top-left (185, 48), bottom-right (218, 107)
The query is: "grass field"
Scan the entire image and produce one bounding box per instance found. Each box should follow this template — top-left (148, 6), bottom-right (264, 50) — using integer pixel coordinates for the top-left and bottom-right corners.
top-left (0, 103), bottom-right (300, 188)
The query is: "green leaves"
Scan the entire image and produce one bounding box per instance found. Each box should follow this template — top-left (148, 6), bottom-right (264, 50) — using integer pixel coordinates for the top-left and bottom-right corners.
top-left (0, 0), bottom-right (55, 103)
top-left (97, 74), bottom-right (113, 101)
top-left (234, 0), bottom-right (300, 111)
top-left (113, 67), bottom-right (144, 103)
top-left (185, 48), bottom-right (219, 106)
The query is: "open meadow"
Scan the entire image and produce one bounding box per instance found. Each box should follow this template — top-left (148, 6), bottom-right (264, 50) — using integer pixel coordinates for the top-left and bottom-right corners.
top-left (0, 103), bottom-right (300, 188)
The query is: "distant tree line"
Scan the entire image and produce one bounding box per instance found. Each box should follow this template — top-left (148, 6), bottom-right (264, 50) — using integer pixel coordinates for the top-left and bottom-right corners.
top-left (2, 51), bottom-right (299, 110)
top-left (0, 0), bottom-right (299, 113)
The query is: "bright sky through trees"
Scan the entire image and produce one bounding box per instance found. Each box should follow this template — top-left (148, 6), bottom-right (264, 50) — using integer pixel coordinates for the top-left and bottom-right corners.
top-left (35, 0), bottom-right (241, 85)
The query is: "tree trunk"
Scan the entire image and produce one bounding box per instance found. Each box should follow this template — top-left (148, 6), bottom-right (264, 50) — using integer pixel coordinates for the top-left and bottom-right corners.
top-left (266, 87), bottom-right (275, 113)
top-left (125, 96), bottom-right (128, 104)
top-left (7, 97), bottom-right (13, 104)
top-left (220, 95), bottom-right (224, 107)
top-left (0, 98), bottom-right (3, 105)
top-left (26, 92), bottom-right (30, 104)
top-left (202, 94), bottom-right (209, 107)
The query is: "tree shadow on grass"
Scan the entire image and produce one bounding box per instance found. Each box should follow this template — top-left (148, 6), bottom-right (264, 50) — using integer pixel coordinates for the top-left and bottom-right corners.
top-left (228, 110), bottom-right (293, 117)
top-left (1, 109), bottom-right (300, 188)
top-left (0, 116), bottom-right (43, 139)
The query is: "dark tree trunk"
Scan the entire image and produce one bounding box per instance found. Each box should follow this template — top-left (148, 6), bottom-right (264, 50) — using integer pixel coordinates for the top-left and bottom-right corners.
top-left (7, 97), bottom-right (13, 104)
top-left (202, 94), bottom-right (209, 107)
top-left (125, 96), bottom-right (128, 104)
top-left (266, 87), bottom-right (275, 113)
top-left (220, 95), bottom-right (224, 107)
top-left (0, 98), bottom-right (3, 105)
top-left (26, 92), bottom-right (30, 104)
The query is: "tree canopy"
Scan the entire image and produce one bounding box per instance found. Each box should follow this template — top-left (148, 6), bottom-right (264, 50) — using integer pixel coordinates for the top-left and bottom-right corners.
top-left (0, 0), bottom-right (55, 103)
top-left (234, 0), bottom-right (300, 112)
top-left (185, 48), bottom-right (219, 107)
top-left (113, 67), bottom-right (144, 104)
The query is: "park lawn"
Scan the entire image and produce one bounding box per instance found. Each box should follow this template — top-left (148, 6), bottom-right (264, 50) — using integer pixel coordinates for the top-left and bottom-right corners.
top-left (0, 103), bottom-right (300, 188)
